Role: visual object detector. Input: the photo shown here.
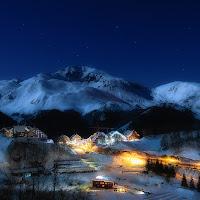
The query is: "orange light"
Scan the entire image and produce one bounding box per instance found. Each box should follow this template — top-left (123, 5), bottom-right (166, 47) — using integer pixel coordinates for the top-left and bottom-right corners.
top-left (113, 152), bottom-right (146, 167)
top-left (161, 157), bottom-right (180, 164)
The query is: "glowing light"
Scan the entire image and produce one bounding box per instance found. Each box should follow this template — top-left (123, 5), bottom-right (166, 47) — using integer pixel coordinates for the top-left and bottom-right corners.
top-left (162, 157), bottom-right (180, 164)
top-left (130, 158), bottom-right (144, 165)
top-left (113, 152), bottom-right (146, 167)
top-left (96, 176), bottom-right (104, 179)
top-left (73, 148), bottom-right (84, 153)
top-left (70, 138), bottom-right (94, 154)
top-left (136, 191), bottom-right (145, 194)
top-left (117, 188), bottom-right (126, 193)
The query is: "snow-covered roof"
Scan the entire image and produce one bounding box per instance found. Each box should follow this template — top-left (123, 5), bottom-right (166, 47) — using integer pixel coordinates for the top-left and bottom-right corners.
top-left (109, 131), bottom-right (127, 140)
top-left (70, 134), bottom-right (82, 140)
top-left (89, 132), bottom-right (108, 142)
top-left (57, 135), bottom-right (70, 142)
top-left (13, 126), bottom-right (29, 133)
top-left (0, 127), bottom-right (13, 132)
top-left (12, 168), bottom-right (39, 173)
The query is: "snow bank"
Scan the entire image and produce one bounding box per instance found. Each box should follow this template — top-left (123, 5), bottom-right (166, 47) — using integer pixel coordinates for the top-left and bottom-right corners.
top-left (113, 136), bottom-right (161, 152)
top-left (177, 147), bottom-right (200, 160)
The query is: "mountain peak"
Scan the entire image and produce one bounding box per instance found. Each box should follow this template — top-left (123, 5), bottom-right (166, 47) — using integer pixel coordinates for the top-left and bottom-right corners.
top-left (54, 66), bottom-right (118, 82)
top-left (0, 66), bottom-right (152, 117)
top-left (152, 81), bottom-right (200, 117)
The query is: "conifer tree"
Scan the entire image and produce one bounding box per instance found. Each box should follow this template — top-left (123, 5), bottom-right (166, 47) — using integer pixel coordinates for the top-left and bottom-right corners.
top-left (146, 158), bottom-right (150, 172)
top-left (189, 177), bottom-right (195, 190)
top-left (181, 174), bottom-right (188, 188)
top-left (197, 176), bottom-right (200, 192)
top-left (155, 159), bottom-right (160, 174)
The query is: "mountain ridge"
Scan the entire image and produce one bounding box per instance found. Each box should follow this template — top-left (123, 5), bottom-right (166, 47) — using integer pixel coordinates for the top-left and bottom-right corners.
top-left (0, 67), bottom-right (200, 138)
top-left (0, 66), bottom-right (200, 121)
top-left (0, 66), bottom-right (153, 118)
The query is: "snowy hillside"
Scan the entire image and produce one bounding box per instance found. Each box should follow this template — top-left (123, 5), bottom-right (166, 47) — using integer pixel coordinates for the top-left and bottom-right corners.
top-left (0, 135), bottom-right (13, 167)
top-left (0, 66), bottom-right (153, 116)
top-left (152, 81), bottom-right (200, 117)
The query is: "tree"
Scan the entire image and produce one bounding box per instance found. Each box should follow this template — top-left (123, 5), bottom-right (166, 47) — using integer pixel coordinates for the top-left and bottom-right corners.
top-left (181, 174), bottom-right (188, 188)
top-left (168, 165), bottom-right (176, 178)
top-left (189, 177), bottom-right (195, 190)
top-left (146, 158), bottom-right (151, 172)
top-left (197, 176), bottom-right (200, 192)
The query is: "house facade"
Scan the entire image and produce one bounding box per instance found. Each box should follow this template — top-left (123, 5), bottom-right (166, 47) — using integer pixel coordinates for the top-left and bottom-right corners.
top-left (0, 127), bottom-right (13, 137)
top-left (126, 130), bottom-right (140, 141)
top-left (57, 135), bottom-right (70, 144)
top-left (0, 125), bottom-right (48, 141)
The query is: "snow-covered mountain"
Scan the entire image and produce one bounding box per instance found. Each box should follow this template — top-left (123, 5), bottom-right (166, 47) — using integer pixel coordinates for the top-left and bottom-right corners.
top-left (152, 81), bottom-right (200, 117)
top-left (0, 66), bottom-right (153, 117)
top-left (1, 66), bottom-right (200, 122)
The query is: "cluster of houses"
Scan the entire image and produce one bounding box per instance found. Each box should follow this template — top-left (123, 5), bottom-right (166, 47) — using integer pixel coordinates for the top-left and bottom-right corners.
top-left (57, 130), bottom-right (140, 151)
top-left (0, 125), bottom-right (140, 150)
top-left (0, 125), bottom-right (51, 142)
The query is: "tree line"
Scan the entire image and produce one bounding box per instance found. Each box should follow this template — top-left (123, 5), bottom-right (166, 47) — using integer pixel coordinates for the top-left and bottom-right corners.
top-left (146, 159), bottom-right (176, 181)
top-left (181, 174), bottom-right (200, 192)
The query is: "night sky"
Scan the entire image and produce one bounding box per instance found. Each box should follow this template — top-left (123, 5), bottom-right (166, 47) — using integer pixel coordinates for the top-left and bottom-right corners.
top-left (0, 0), bottom-right (200, 88)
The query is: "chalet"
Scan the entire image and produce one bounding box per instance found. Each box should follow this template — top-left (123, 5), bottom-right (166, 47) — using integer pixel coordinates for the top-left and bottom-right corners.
top-left (0, 125), bottom-right (49, 141)
top-left (109, 131), bottom-right (127, 144)
top-left (70, 134), bottom-right (82, 143)
top-left (0, 127), bottom-right (13, 137)
top-left (30, 127), bottom-right (48, 141)
top-left (125, 130), bottom-right (140, 141)
top-left (57, 135), bottom-right (70, 145)
top-left (90, 132), bottom-right (108, 145)
top-left (88, 132), bottom-right (97, 143)
top-left (92, 179), bottom-right (114, 189)
top-left (13, 126), bottom-right (30, 137)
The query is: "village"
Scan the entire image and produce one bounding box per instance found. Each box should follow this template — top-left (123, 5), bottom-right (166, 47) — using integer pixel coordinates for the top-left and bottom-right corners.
top-left (57, 129), bottom-right (140, 153)
top-left (0, 125), bottom-right (141, 174)
top-left (0, 125), bottom-right (199, 199)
